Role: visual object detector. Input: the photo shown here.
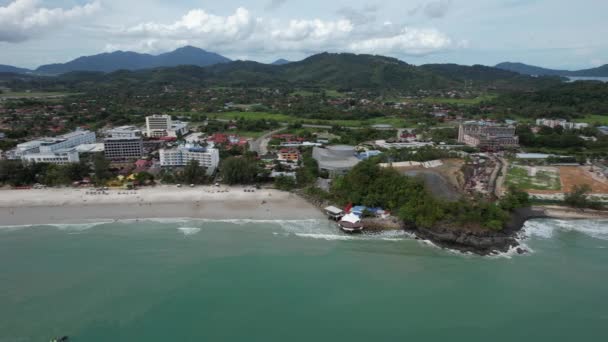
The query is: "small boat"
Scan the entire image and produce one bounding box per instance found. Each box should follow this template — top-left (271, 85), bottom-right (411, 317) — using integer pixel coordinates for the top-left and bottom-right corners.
top-left (338, 213), bottom-right (364, 233)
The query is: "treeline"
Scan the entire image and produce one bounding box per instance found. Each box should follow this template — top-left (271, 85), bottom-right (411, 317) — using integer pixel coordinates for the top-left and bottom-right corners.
top-left (491, 81), bottom-right (608, 119)
top-left (517, 125), bottom-right (608, 155)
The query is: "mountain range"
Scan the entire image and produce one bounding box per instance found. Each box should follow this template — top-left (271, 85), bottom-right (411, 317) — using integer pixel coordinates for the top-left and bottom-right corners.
top-left (3, 46), bottom-right (606, 79)
top-left (495, 62), bottom-right (608, 77)
top-left (6, 46), bottom-right (231, 75)
top-left (0, 52), bottom-right (563, 93)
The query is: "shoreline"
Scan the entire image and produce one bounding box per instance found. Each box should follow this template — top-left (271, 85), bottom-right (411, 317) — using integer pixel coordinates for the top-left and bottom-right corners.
top-left (0, 186), bottom-right (325, 226)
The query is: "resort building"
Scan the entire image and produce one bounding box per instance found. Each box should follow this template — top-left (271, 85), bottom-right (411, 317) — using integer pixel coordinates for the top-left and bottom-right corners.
top-left (159, 144), bottom-right (220, 174)
top-left (312, 145), bottom-right (361, 177)
top-left (277, 148), bottom-right (300, 162)
top-left (458, 122), bottom-right (519, 150)
top-left (104, 138), bottom-right (144, 161)
top-left (22, 148), bottom-right (80, 165)
top-left (7, 129), bottom-right (96, 160)
top-left (145, 114), bottom-right (188, 138)
top-left (107, 126), bottom-right (143, 139)
top-left (535, 119), bottom-right (589, 130)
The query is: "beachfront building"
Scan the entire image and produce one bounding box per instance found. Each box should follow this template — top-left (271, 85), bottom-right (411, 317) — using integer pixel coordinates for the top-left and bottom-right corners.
top-left (458, 121), bottom-right (519, 150)
top-left (104, 138), bottom-right (144, 161)
top-left (312, 145), bottom-right (361, 177)
top-left (145, 114), bottom-right (188, 138)
top-left (535, 119), bottom-right (589, 130)
top-left (22, 148), bottom-right (80, 165)
top-left (7, 129), bottom-right (96, 160)
top-left (159, 144), bottom-right (220, 174)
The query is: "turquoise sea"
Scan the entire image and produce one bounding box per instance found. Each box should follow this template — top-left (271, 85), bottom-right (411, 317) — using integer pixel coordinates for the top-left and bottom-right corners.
top-left (1, 218), bottom-right (607, 342)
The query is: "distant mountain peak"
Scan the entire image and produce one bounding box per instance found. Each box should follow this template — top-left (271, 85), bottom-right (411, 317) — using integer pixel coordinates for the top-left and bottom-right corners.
top-left (35, 46), bottom-right (231, 75)
top-left (271, 58), bottom-right (291, 65)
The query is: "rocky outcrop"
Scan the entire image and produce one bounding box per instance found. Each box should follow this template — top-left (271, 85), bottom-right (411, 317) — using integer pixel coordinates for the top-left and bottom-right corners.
top-left (413, 226), bottom-right (520, 255)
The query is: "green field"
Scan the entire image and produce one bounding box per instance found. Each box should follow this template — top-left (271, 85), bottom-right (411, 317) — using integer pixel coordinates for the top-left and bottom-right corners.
top-left (579, 114), bottom-right (608, 125)
top-left (419, 94), bottom-right (497, 105)
top-left (506, 165), bottom-right (562, 191)
top-left (0, 91), bottom-right (80, 99)
top-left (202, 111), bottom-right (413, 128)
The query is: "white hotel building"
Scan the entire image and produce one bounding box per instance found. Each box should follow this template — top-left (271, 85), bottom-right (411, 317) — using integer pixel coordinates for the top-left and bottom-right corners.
top-left (8, 129), bottom-right (96, 163)
top-left (160, 144), bottom-right (220, 175)
top-left (145, 114), bottom-right (189, 138)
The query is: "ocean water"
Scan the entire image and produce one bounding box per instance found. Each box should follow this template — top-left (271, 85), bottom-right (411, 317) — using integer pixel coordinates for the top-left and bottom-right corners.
top-left (567, 76), bottom-right (608, 83)
top-left (1, 218), bottom-right (607, 342)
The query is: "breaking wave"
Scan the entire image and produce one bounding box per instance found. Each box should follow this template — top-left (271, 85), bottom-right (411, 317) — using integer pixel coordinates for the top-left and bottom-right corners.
top-left (523, 219), bottom-right (608, 241)
top-left (177, 227), bottom-right (202, 236)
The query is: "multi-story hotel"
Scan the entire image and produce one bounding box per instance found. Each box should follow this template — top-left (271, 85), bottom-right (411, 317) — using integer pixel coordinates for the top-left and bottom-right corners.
top-left (104, 126), bottom-right (144, 161)
top-left (8, 129), bottom-right (96, 162)
top-left (458, 122), bottom-right (519, 150)
top-left (159, 144), bottom-right (220, 174)
top-left (145, 114), bottom-right (188, 138)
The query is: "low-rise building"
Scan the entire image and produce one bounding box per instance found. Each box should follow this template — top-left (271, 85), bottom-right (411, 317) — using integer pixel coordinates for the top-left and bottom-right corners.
top-left (278, 148), bottom-right (300, 162)
top-left (159, 144), bottom-right (220, 174)
top-left (535, 118), bottom-right (589, 130)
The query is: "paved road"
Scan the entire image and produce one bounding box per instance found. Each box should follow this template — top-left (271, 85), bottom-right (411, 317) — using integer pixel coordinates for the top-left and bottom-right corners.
top-left (250, 127), bottom-right (286, 155)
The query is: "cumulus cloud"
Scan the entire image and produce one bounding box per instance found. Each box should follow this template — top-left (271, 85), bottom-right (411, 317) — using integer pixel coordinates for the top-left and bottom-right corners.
top-left (350, 28), bottom-right (453, 55)
top-left (107, 6), bottom-right (458, 58)
top-left (410, 0), bottom-right (453, 19)
top-left (0, 0), bottom-right (100, 43)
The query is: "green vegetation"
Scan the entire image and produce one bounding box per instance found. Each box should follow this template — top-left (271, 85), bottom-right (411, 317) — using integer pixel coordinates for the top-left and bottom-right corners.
top-left (563, 185), bottom-right (604, 210)
top-left (0, 160), bottom-right (91, 186)
top-left (220, 156), bottom-right (260, 185)
top-left (506, 165), bottom-right (561, 191)
top-left (329, 160), bottom-right (523, 231)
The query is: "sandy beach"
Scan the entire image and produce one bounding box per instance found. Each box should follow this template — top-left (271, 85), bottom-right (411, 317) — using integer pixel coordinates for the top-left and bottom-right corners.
top-left (0, 186), bottom-right (325, 226)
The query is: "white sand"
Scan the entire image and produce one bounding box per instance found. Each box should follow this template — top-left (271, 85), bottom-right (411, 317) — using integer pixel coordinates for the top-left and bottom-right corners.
top-left (0, 186), bottom-right (325, 226)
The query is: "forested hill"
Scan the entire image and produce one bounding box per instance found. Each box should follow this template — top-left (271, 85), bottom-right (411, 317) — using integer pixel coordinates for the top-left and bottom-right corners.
top-left (35, 46), bottom-right (231, 75)
top-left (1, 53), bottom-right (561, 93)
top-left (496, 62), bottom-right (608, 77)
top-left (489, 81), bottom-right (608, 118)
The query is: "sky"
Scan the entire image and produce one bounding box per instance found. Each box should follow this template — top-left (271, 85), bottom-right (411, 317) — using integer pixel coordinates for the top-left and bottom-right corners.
top-left (0, 0), bottom-right (607, 70)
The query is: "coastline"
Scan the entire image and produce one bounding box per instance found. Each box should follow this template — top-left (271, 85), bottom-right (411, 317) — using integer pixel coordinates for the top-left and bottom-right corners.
top-left (0, 186), bottom-right (325, 226)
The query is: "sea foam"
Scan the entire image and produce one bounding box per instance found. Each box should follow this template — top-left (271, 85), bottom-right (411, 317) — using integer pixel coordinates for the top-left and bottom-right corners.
top-left (523, 219), bottom-right (608, 241)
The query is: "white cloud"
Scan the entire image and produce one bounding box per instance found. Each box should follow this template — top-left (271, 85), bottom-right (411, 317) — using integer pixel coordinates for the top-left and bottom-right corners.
top-left (107, 6), bottom-right (458, 58)
top-left (0, 0), bottom-right (100, 43)
top-left (350, 28), bottom-right (453, 55)
top-left (104, 39), bottom-right (190, 54)
top-left (271, 19), bottom-right (353, 41)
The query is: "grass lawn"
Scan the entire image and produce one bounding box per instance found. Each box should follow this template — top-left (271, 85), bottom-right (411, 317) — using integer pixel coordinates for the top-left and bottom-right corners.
top-left (506, 165), bottom-right (562, 191)
top-left (579, 114), bottom-right (608, 125)
top-left (202, 111), bottom-right (415, 128)
top-left (419, 94), bottom-right (497, 105)
top-left (0, 91), bottom-right (80, 99)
